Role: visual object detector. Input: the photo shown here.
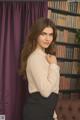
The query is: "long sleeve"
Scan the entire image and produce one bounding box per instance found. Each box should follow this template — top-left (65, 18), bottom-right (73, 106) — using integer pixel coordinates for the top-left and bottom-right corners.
top-left (27, 53), bottom-right (60, 98)
top-left (48, 63), bottom-right (60, 93)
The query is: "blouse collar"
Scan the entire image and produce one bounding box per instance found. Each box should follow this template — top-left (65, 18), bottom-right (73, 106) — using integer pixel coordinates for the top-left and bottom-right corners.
top-left (35, 48), bottom-right (46, 57)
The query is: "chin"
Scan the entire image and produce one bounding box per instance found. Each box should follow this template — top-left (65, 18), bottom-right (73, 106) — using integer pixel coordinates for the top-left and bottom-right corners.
top-left (44, 45), bottom-right (50, 48)
top-left (41, 44), bottom-right (50, 49)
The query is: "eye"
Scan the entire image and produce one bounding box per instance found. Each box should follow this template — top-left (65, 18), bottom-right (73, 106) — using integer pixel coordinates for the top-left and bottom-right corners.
top-left (40, 32), bottom-right (46, 36)
top-left (49, 33), bottom-right (53, 37)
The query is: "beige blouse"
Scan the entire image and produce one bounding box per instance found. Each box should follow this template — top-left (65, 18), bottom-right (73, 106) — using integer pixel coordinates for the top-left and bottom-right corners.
top-left (26, 48), bottom-right (60, 97)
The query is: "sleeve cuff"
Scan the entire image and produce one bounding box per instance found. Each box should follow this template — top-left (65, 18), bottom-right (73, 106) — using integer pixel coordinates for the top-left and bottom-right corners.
top-left (50, 63), bottom-right (60, 71)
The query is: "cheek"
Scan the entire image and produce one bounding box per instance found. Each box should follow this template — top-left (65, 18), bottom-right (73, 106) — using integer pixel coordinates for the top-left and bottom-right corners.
top-left (38, 36), bottom-right (44, 43)
top-left (37, 38), bottom-right (43, 45)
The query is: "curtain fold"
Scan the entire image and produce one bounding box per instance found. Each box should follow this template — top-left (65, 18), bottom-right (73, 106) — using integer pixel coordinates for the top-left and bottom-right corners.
top-left (0, 1), bottom-right (48, 120)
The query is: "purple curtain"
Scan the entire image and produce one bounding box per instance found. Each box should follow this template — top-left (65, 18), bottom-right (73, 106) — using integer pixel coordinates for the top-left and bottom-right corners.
top-left (0, 1), bottom-right (48, 120)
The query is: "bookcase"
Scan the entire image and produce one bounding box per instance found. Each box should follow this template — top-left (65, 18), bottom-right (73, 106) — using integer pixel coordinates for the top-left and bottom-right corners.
top-left (48, 0), bottom-right (80, 98)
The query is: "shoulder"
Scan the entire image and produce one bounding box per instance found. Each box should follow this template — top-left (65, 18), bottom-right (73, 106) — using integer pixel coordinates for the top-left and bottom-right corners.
top-left (27, 51), bottom-right (43, 65)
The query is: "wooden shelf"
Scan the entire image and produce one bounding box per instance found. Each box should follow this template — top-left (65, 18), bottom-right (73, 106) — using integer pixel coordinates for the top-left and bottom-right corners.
top-left (57, 57), bottom-right (80, 62)
top-left (56, 41), bottom-right (80, 48)
top-left (48, 7), bottom-right (80, 17)
top-left (60, 73), bottom-right (80, 78)
top-left (56, 25), bottom-right (80, 33)
top-left (59, 89), bottom-right (80, 93)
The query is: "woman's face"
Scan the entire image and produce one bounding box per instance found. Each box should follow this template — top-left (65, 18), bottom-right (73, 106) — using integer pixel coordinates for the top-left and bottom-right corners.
top-left (36, 27), bottom-right (54, 50)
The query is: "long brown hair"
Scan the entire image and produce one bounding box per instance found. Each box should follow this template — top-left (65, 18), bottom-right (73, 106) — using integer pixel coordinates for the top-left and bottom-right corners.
top-left (19, 17), bottom-right (57, 79)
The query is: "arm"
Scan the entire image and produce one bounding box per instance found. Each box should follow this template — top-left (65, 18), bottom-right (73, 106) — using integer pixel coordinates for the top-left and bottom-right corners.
top-left (27, 54), bottom-right (60, 97)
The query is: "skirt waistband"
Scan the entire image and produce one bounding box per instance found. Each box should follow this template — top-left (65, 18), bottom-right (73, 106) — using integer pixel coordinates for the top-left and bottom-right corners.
top-left (27, 92), bottom-right (59, 110)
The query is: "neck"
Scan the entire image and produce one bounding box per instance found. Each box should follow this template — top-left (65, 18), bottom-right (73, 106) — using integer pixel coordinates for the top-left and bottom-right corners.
top-left (36, 46), bottom-right (45, 52)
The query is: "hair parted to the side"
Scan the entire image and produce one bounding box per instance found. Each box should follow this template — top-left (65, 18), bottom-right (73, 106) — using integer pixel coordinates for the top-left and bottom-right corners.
top-left (19, 17), bottom-right (57, 79)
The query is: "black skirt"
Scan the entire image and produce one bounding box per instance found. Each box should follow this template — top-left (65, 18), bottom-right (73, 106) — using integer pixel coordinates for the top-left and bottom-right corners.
top-left (23, 92), bottom-right (59, 120)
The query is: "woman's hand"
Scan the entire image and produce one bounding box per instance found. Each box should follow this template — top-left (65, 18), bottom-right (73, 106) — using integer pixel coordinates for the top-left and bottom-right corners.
top-left (46, 54), bottom-right (57, 64)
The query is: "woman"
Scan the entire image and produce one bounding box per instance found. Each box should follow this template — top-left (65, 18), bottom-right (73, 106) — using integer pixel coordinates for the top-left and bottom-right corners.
top-left (20, 18), bottom-right (60, 120)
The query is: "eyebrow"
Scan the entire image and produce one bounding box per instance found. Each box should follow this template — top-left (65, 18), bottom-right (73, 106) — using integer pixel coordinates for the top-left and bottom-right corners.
top-left (41, 32), bottom-right (53, 35)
